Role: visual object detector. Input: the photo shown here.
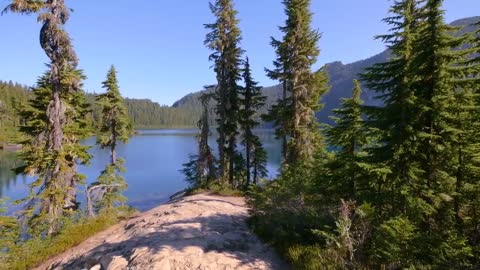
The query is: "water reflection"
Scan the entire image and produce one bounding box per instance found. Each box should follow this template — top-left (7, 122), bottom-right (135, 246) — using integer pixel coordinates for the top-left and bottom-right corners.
top-left (0, 129), bottom-right (281, 211)
top-left (0, 151), bottom-right (28, 198)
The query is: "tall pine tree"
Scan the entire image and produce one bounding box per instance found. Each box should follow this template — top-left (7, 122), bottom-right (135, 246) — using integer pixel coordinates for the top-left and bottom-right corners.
top-left (239, 57), bottom-right (267, 187)
top-left (361, 0), bottom-right (422, 217)
top-left (362, 0), bottom-right (476, 266)
top-left (86, 66), bottom-right (132, 217)
top-left (266, 0), bottom-right (329, 165)
top-left (181, 92), bottom-right (217, 188)
top-left (265, 26), bottom-right (291, 164)
top-left (204, 0), bottom-right (244, 185)
top-left (197, 92), bottom-right (217, 186)
top-left (5, 0), bottom-right (91, 234)
top-left (325, 80), bottom-right (367, 201)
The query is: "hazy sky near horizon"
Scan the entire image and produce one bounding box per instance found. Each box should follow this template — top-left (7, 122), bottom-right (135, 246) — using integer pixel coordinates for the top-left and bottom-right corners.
top-left (0, 0), bottom-right (478, 105)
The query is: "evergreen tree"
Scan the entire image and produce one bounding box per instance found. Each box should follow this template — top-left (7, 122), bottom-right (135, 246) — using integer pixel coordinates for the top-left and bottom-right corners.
top-left (181, 91), bottom-right (216, 188)
top-left (361, 0), bottom-right (478, 266)
top-left (16, 72), bottom-right (91, 235)
top-left (86, 66), bottom-right (132, 217)
top-left (265, 27), bottom-right (290, 164)
top-left (361, 0), bottom-right (422, 217)
top-left (266, 0), bottom-right (329, 165)
top-left (251, 136), bottom-right (268, 185)
top-left (409, 3), bottom-right (475, 266)
top-left (0, 197), bottom-right (19, 255)
top-left (239, 57), bottom-right (267, 187)
top-left (204, 0), bottom-right (244, 185)
top-left (5, 0), bottom-right (91, 235)
top-left (197, 92), bottom-right (216, 186)
top-left (325, 80), bottom-right (367, 200)
top-left (96, 66), bottom-right (132, 164)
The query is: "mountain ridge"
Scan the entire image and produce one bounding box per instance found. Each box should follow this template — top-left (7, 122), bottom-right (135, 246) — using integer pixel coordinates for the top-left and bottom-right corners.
top-left (171, 16), bottom-right (479, 125)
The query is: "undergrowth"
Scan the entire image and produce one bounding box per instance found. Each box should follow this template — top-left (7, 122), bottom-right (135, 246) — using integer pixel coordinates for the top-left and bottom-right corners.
top-left (0, 207), bottom-right (135, 270)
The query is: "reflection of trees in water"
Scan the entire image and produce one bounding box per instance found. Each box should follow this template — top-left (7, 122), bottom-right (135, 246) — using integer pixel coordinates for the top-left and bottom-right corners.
top-left (0, 151), bottom-right (24, 197)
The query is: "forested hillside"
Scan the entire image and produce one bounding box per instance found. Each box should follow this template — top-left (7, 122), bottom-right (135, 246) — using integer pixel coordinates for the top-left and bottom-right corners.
top-left (1, 87), bottom-right (202, 138)
top-left (0, 81), bottom-right (30, 145)
top-left (173, 16), bottom-right (479, 124)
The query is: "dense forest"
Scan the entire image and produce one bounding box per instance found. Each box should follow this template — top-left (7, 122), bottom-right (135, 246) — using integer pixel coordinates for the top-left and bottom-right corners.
top-left (185, 0), bottom-right (480, 269)
top-left (0, 0), bottom-right (479, 269)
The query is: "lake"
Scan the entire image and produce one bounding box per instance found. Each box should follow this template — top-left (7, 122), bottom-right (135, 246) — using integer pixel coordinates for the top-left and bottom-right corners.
top-left (0, 129), bottom-right (281, 211)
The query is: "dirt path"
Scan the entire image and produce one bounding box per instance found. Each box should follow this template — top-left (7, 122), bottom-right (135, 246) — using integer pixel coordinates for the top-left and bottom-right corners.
top-left (36, 193), bottom-right (289, 270)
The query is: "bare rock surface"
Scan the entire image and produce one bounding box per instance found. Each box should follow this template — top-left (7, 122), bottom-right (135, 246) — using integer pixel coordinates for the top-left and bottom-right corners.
top-left (35, 193), bottom-right (288, 270)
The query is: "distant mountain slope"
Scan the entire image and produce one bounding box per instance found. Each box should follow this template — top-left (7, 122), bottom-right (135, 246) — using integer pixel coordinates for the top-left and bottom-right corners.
top-left (173, 16), bottom-right (479, 125)
top-left (2, 17), bottom-right (478, 130)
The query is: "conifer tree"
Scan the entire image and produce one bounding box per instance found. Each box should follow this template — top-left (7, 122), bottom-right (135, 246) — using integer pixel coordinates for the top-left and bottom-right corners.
top-left (181, 92), bottom-right (216, 188)
top-left (362, 0), bottom-right (477, 266)
top-left (325, 80), bottom-right (367, 200)
top-left (96, 66), bottom-right (132, 164)
top-left (251, 136), bottom-right (268, 185)
top-left (266, 0), bottom-right (329, 165)
top-left (197, 92), bottom-right (216, 185)
top-left (17, 73), bottom-right (91, 234)
top-left (361, 0), bottom-right (422, 216)
top-left (86, 66), bottom-right (132, 216)
top-left (204, 0), bottom-right (244, 185)
top-left (265, 31), bottom-right (290, 164)
top-left (239, 58), bottom-right (267, 187)
top-left (0, 197), bottom-right (19, 254)
top-left (5, 0), bottom-right (91, 234)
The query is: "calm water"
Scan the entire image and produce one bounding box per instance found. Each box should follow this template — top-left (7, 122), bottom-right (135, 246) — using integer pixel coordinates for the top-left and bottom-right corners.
top-left (0, 129), bottom-right (281, 211)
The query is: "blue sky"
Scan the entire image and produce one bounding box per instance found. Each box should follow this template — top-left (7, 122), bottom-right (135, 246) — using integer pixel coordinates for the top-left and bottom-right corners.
top-left (0, 0), bottom-right (478, 105)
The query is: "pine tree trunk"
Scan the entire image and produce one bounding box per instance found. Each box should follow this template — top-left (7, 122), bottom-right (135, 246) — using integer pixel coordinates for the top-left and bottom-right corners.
top-left (112, 144), bottom-right (117, 165)
top-left (46, 69), bottom-right (67, 232)
top-left (217, 83), bottom-right (227, 182)
top-left (112, 121), bottom-right (117, 165)
top-left (228, 136), bottom-right (235, 186)
top-left (281, 79), bottom-right (288, 164)
top-left (349, 140), bottom-right (356, 200)
top-left (85, 187), bottom-right (95, 218)
top-left (253, 162), bottom-right (258, 185)
top-left (245, 133), bottom-right (251, 188)
top-left (218, 131), bottom-right (226, 181)
top-left (48, 86), bottom-right (64, 151)
top-left (290, 75), bottom-right (300, 164)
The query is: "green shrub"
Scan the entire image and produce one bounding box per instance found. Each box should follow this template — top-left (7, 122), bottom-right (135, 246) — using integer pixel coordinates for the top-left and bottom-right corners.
top-left (0, 207), bottom-right (134, 270)
top-left (187, 182), bottom-right (244, 197)
top-left (371, 216), bottom-right (417, 268)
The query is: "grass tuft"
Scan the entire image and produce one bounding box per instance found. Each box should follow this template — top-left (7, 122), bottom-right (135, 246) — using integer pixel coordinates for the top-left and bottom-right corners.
top-left (0, 207), bottom-right (135, 270)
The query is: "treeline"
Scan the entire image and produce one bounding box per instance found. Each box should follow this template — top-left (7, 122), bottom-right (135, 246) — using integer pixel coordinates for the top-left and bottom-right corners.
top-left (124, 98), bottom-right (199, 128)
top-left (1, 82), bottom-right (281, 134)
top-left (88, 94), bottom-right (202, 128)
top-left (1, 83), bottom-right (202, 132)
top-left (0, 81), bottom-right (30, 144)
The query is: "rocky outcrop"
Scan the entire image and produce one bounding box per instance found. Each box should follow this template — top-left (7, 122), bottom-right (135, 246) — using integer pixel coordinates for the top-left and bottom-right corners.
top-left (0, 143), bottom-right (22, 151)
top-left (35, 194), bottom-right (288, 270)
